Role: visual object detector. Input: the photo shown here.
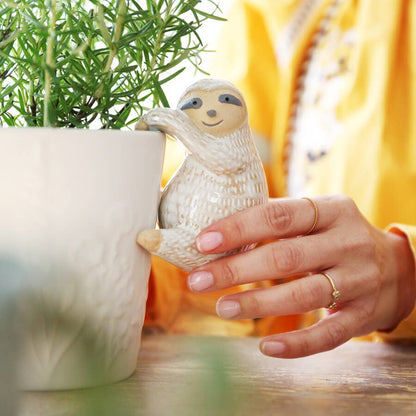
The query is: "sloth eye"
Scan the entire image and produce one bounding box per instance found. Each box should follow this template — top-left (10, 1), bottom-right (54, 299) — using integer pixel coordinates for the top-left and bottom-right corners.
top-left (180, 97), bottom-right (203, 111)
top-left (219, 94), bottom-right (242, 107)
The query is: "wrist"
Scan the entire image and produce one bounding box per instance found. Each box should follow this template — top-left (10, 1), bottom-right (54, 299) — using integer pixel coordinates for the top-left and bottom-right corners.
top-left (379, 230), bottom-right (416, 332)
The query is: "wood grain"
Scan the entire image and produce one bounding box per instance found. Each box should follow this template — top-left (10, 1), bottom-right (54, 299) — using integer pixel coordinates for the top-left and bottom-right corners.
top-left (19, 334), bottom-right (416, 416)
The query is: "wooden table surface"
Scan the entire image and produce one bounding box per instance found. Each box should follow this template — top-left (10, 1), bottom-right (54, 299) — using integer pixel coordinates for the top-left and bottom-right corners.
top-left (19, 334), bottom-right (416, 416)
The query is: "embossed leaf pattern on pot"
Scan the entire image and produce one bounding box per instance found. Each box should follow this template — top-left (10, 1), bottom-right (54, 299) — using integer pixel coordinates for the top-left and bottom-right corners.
top-left (69, 202), bottom-right (144, 365)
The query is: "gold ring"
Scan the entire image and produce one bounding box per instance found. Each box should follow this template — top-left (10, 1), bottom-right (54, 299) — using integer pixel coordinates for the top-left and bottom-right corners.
top-left (302, 197), bottom-right (319, 235)
top-left (322, 272), bottom-right (340, 309)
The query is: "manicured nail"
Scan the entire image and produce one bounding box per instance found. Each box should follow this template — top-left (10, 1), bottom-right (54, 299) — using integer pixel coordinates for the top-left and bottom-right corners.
top-left (188, 271), bottom-right (214, 292)
top-left (196, 231), bottom-right (223, 252)
top-left (216, 300), bottom-right (241, 319)
top-left (261, 341), bottom-right (286, 356)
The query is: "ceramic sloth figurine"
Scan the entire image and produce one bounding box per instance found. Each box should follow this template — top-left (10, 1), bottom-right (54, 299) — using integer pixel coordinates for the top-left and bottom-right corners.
top-left (136, 79), bottom-right (268, 271)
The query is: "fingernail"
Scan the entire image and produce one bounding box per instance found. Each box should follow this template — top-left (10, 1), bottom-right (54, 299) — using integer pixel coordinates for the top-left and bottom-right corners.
top-left (188, 271), bottom-right (214, 292)
top-left (261, 341), bottom-right (286, 356)
top-left (216, 300), bottom-right (241, 319)
top-left (196, 231), bottom-right (223, 252)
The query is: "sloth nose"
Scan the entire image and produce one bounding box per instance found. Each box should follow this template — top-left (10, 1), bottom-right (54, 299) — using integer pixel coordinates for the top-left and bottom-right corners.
top-left (207, 109), bottom-right (217, 118)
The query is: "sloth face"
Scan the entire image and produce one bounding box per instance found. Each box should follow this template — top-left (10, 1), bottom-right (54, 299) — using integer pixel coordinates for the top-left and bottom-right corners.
top-left (178, 87), bottom-right (247, 136)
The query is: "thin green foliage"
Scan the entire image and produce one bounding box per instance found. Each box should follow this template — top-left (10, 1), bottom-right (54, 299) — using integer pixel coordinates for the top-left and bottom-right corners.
top-left (0, 0), bottom-right (223, 128)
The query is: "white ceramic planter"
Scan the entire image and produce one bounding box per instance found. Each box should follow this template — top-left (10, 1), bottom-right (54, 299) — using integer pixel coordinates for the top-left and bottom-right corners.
top-left (0, 128), bottom-right (165, 390)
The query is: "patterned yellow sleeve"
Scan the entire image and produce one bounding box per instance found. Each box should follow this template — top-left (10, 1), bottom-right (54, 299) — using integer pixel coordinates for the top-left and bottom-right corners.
top-left (372, 224), bottom-right (416, 343)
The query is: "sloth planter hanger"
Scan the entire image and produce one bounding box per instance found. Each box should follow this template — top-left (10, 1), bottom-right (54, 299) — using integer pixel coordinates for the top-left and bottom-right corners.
top-left (136, 79), bottom-right (268, 271)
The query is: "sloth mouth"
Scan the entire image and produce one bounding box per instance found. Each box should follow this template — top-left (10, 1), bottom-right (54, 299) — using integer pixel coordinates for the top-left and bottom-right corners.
top-left (202, 120), bottom-right (223, 127)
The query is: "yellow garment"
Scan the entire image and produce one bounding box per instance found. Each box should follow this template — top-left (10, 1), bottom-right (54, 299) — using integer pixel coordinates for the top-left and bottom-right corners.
top-left (144, 0), bottom-right (416, 341)
top-left (209, 0), bottom-right (416, 341)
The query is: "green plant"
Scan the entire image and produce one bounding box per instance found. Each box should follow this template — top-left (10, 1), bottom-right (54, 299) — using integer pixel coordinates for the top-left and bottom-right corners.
top-left (0, 0), bottom-right (223, 129)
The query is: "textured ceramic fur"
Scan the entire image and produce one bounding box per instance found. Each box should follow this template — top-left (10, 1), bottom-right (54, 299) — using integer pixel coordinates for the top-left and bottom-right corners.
top-left (0, 128), bottom-right (165, 390)
top-left (137, 79), bottom-right (269, 271)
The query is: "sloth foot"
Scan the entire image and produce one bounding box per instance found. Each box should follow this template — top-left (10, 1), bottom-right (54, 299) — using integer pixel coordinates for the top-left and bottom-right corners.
top-left (137, 229), bottom-right (162, 253)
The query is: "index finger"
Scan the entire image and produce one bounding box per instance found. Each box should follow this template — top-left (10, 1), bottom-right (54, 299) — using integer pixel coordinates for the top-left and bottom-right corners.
top-left (195, 196), bottom-right (340, 254)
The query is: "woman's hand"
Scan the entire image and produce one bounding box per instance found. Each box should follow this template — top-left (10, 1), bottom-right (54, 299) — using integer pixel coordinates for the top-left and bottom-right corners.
top-left (187, 195), bottom-right (416, 358)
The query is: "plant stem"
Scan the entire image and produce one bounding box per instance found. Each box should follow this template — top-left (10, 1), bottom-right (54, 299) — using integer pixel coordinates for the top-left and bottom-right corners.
top-left (100, 2), bottom-right (172, 129)
top-left (29, 79), bottom-right (37, 124)
top-left (134, 1), bottom-right (173, 103)
top-left (44, 0), bottom-right (58, 127)
top-left (95, 0), bottom-right (126, 99)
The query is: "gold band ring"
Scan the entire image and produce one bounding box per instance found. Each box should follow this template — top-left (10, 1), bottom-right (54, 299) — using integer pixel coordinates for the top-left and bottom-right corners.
top-left (322, 272), bottom-right (341, 309)
top-left (302, 197), bottom-right (319, 235)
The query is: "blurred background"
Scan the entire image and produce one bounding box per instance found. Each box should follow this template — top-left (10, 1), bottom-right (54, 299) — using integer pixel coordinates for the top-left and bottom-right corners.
top-left (164, 0), bottom-right (232, 105)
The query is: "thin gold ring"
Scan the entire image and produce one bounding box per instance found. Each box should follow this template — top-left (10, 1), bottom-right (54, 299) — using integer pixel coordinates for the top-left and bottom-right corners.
top-left (302, 197), bottom-right (319, 235)
top-left (322, 272), bottom-right (341, 309)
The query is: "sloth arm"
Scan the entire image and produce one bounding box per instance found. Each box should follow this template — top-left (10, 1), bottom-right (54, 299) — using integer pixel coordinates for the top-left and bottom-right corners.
top-left (138, 108), bottom-right (205, 155)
